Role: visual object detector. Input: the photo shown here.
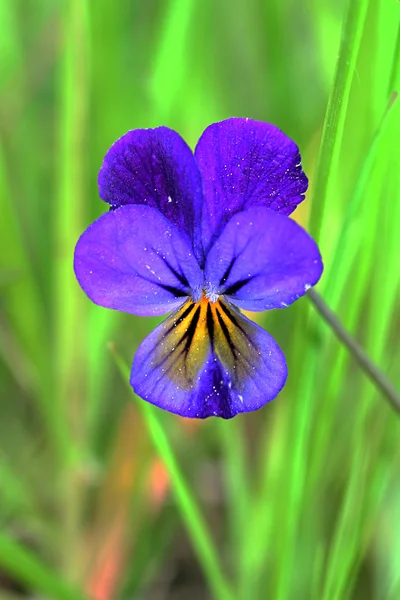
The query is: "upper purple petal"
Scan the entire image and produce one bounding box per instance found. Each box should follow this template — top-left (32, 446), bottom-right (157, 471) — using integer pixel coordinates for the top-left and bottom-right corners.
top-left (130, 297), bottom-right (287, 418)
top-left (98, 127), bottom-right (204, 259)
top-left (195, 118), bottom-right (308, 253)
top-left (74, 205), bottom-right (203, 316)
top-left (205, 206), bottom-right (323, 311)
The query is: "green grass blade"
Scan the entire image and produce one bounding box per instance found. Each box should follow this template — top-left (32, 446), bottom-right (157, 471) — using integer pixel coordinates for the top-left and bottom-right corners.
top-left (309, 0), bottom-right (369, 240)
top-left (320, 411), bottom-right (369, 600)
top-left (54, 0), bottom-right (91, 576)
top-left (149, 0), bottom-right (197, 121)
top-left (111, 347), bottom-right (236, 600)
top-left (54, 0), bottom-right (90, 459)
top-left (218, 417), bottom-right (250, 585)
top-left (0, 140), bottom-right (62, 455)
top-left (0, 534), bottom-right (88, 600)
top-left (271, 3), bottom-right (372, 598)
top-left (323, 92), bottom-right (398, 305)
top-left (0, 0), bottom-right (23, 88)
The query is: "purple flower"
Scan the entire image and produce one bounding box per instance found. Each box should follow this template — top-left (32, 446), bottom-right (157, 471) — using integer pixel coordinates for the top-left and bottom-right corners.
top-left (74, 118), bottom-right (323, 419)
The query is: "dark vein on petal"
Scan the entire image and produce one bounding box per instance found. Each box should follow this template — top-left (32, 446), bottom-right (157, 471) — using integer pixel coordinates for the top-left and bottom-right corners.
top-left (164, 302), bottom-right (195, 336)
top-left (151, 342), bottom-right (185, 374)
top-left (219, 257), bottom-right (236, 286)
top-left (150, 307), bottom-right (199, 374)
top-left (158, 305), bottom-right (200, 367)
top-left (206, 302), bottom-right (215, 352)
top-left (132, 147), bottom-right (158, 206)
top-left (133, 272), bottom-right (186, 298)
top-left (218, 302), bottom-right (253, 343)
top-left (183, 306), bottom-right (201, 353)
top-left (224, 276), bottom-right (254, 295)
top-left (158, 347), bottom-right (187, 381)
top-left (158, 305), bottom-right (202, 383)
top-left (156, 283), bottom-right (188, 297)
top-left (159, 254), bottom-right (190, 288)
top-left (215, 308), bottom-right (237, 359)
top-left (217, 304), bottom-right (262, 379)
top-left (113, 220), bottom-right (186, 296)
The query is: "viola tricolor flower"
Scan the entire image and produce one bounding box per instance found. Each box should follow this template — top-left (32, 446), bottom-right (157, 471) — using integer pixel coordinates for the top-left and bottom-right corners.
top-left (74, 118), bottom-right (323, 419)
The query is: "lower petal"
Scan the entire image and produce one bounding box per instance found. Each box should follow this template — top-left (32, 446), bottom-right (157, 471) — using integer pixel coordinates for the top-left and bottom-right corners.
top-left (130, 298), bottom-right (287, 418)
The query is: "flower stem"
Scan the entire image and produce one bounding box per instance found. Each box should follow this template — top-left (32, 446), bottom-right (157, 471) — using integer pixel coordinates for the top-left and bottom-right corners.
top-left (307, 289), bottom-right (400, 414)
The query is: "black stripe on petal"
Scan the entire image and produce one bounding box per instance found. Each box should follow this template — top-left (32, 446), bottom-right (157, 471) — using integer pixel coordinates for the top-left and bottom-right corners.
top-left (206, 302), bottom-right (215, 351)
top-left (164, 302), bottom-right (195, 336)
top-left (224, 276), bottom-right (254, 295)
top-left (219, 257), bottom-right (236, 286)
top-left (156, 283), bottom-right (188, 296)
top-left (159, 255), bottom-right (190, 288)
top-left (218, 301), bottom-right (251, 341)
top-left (182, 305), bottom-right (201, 353)
top-left (215, 307), bottom-right (237, 359)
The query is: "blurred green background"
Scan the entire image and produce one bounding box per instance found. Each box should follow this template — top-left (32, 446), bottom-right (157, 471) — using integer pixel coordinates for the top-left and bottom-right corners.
top-left (0, 0), bottom-right (399, 599)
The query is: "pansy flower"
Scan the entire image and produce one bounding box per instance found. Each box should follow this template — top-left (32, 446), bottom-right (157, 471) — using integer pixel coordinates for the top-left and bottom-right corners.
top-left (74, 118), bottom-right (323, 419)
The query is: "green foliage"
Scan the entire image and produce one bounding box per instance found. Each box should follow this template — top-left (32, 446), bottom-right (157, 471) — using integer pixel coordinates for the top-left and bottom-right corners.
top-left (0, 0), bottom-right (399, 599)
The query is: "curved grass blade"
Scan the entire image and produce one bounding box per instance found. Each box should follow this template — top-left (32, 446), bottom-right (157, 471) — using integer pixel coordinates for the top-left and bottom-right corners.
top-left (0, 534), bottom-right (88, 600)
top-left (309, 0), bottom-right (369, 241)
top-left (272, 2), bottom-right (371, 599)
top-left (323, 92), bottom-right (398, 305)
top-left (111, 346), bottom-right (236, 600)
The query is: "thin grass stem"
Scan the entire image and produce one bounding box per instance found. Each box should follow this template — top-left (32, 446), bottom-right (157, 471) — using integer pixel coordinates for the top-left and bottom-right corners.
top-left (307, 289), bottom-right (400, 414)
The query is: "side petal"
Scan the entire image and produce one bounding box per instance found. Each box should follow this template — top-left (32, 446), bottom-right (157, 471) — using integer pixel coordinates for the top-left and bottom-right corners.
top-left (195, 117), bottom-right (308, 253)
top-left (74, 205), bottom-right (203, 316)
top-left (205, 206), bottom-right (323, 311)
top-left (98, 127), bottom-right (204, 256)
top-left (131, 298), bottom-right (287, 418)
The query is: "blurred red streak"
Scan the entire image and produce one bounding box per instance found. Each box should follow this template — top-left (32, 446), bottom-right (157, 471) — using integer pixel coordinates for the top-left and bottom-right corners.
top-left (85, 405), bottom-right (174, 600)
top-left (86, 463), bottom-right (170, 600)
top-left (86, 519), bottom-right (124, 600)
top-left (147, 458), bottom-right (170, 511)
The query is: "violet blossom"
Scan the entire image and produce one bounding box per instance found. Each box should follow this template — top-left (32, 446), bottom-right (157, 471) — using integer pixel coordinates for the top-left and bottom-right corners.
top-left (74, 118), bottom-right (323, 418)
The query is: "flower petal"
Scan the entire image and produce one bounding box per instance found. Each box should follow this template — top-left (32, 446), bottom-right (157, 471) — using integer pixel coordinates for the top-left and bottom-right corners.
top-left (74, 205), bottom-right (203, 316)
top-left (205, 206), bottom-right (323, 311)
top-left (98, 127), bottom-right (204, 256)
top-left (131, 297), bottom-right (287, 418)
top-left (195, 117), bottom-right (308, 253)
